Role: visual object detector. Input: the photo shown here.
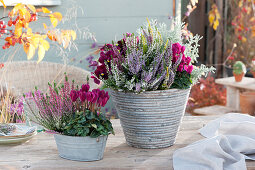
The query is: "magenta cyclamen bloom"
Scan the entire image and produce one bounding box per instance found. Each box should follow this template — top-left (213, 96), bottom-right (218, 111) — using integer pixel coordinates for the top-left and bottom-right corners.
top-left (79, 91), bottom-right (87, 102)
top-left (81, 84), bottom-right (90, 92)
top-left (70, 90), bottom-right (79, 102)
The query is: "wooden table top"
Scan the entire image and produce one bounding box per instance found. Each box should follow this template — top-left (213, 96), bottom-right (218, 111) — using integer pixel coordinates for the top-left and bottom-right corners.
top-left (1, 116), bottom-right (254, 170)
top-left (216, 77), bottom-right (255, 91)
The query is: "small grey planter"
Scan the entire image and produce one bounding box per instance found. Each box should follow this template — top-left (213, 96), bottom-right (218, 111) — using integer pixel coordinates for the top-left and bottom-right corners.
top-left (54, 134), bottom-right (108, 161)
top-left (110, 88), bottom-right (190, 149)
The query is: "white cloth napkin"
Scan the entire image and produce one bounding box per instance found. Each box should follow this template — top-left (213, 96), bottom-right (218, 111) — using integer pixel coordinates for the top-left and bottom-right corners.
top-left (173, 113), bottom-right (255, 170)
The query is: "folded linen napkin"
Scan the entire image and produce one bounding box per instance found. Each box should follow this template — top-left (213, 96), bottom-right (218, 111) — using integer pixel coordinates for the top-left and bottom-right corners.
top-left (173, 113), bottom-right (255, 170)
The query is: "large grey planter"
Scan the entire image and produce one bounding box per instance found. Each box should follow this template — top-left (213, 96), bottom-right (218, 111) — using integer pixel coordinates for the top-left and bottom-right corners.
top-left (110, 88), bottom-right (190, 149)
top-left (54, 134), bottom-right (108, 161)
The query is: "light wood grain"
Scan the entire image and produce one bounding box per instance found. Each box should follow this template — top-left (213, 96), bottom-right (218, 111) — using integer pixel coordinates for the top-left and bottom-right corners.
top-left (0, 116), bottom-right (254, 170)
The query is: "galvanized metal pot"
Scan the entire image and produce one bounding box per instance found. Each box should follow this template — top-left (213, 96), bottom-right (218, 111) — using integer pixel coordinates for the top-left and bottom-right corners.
top-left (110, 88), bottom-right (190, 149)
top-left (54, 134), bottom-right (108, 161)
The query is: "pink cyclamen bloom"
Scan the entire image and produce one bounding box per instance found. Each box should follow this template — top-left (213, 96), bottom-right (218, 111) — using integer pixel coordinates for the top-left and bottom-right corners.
top-left (185, 57), bottom-right (191, 65)
top-left (172, 43), bottom-right (182, 55)
top-left (181, 46), bottom-right (186, 53)
top-left (79, 91), bottom-right (87, 102)
top-left (81, 84), bottom-right (90, 92)
top-left (91, 91), bottom-right (98, 104)
top-left (86, 92), bottom-right (93, 102)
top-left (186, 65), bottom-right (194, 74)
top-left (70, 90), bottom-right (79, 102)
top-left (177, 64), bottom-right (184, 72)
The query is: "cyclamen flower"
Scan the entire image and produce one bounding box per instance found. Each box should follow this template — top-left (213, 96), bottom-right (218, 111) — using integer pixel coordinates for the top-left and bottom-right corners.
top-left (70, 90), bottom-right (79, 102)
top-left (79, 91), bottom-right (87, 102)
top-left (184, 65), bottom-right (194, 74)
top-left (81, 84), bottom-right (90, 92)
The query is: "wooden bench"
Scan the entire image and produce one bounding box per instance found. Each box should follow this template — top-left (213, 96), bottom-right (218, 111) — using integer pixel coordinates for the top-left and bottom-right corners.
top-left (1, 117), bottom-right (255, 169)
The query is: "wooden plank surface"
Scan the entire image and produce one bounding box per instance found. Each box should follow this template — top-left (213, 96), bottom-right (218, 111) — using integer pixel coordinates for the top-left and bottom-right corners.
top-left (216, 77), bottom-right (255, 91)
top-left (0, 116), bottom-right (254, 170)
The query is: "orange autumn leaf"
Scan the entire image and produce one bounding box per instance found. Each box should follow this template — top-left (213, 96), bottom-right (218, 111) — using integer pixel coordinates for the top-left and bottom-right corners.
top-left (52, 12), bottom-right (62, 21)
top-left (15, 22), bottom-right (23, 38)
top-left (42, 7), bottom-right (51, 14)
top-left (47, 30), bottom-right (58, 41)
top-left (0, 0), bottom-right (6, 8)
top-left (23, 43), bottom-right (30, 54)
top-left (49, 14), bottom-right (58, 27)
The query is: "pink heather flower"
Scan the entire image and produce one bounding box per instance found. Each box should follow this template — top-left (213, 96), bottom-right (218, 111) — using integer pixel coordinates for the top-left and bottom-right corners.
top-left (81, 84), bottom-right (90, 92)
top-left (79, 92), bottom-right (87, 102)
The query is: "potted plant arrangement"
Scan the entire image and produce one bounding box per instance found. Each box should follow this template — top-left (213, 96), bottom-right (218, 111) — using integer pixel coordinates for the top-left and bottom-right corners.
top-left (233, 61), bottom-right (246, 82)
top-left (26, 77), bottom-right (114, 161)
top-left (91, 19), bottom-right (215, 149)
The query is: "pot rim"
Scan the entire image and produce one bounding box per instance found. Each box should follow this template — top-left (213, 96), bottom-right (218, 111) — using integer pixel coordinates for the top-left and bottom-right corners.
top-left (54, 133), bottom-right (108, 138)
top-left (109, 88), bottom-right (191, 95)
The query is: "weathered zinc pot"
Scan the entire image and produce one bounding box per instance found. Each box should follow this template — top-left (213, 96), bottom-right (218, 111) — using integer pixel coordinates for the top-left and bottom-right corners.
top-left (54, 134), bottom-right (108, 161)
top-left (110, 88), bottom-right (190, 149)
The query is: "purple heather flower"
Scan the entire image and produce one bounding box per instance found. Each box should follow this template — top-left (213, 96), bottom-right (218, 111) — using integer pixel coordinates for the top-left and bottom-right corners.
top-left (136, 83), bottom-right (141, 92)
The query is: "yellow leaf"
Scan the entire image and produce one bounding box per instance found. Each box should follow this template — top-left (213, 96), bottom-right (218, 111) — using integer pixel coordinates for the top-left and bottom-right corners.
top-left (27, 28), bottom-right (32, 35)
top-left (213, 19), bottom-right (219, 30)
top-left (70, 30), bottom-right (76, 40)
top-left (27, 44), bottom-right (35, 60)
top-left (49, 14), bottom-right (58, 28)
top-left (40, 39), bottom-right (50, 51)
top-left (52, 12), bottom-right (62, 21)
top-left (43, 23), bottom-right (47, 29)
top-left (23, 43), bottom-right (30, 54)
top-left (42, 7), bottom-right (51, 14)
top-left (26, 4), bottom-right (36, 13)
top-left (208, 14), bottom-right (215, 26)
top-left (0, 0), bottom-right (6, 8)
top-left (37, 45), bottom-right (45, 63)
top-left (15, 23), bottom-right (23, 38)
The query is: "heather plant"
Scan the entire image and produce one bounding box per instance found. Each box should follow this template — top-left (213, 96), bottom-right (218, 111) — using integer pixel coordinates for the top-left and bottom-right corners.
top-left (0, 87), bottom-right (25, 124)
top-left (91, 19), bottom-right (215, 92)
top-left (26, 76), bottom-right (113, 137)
